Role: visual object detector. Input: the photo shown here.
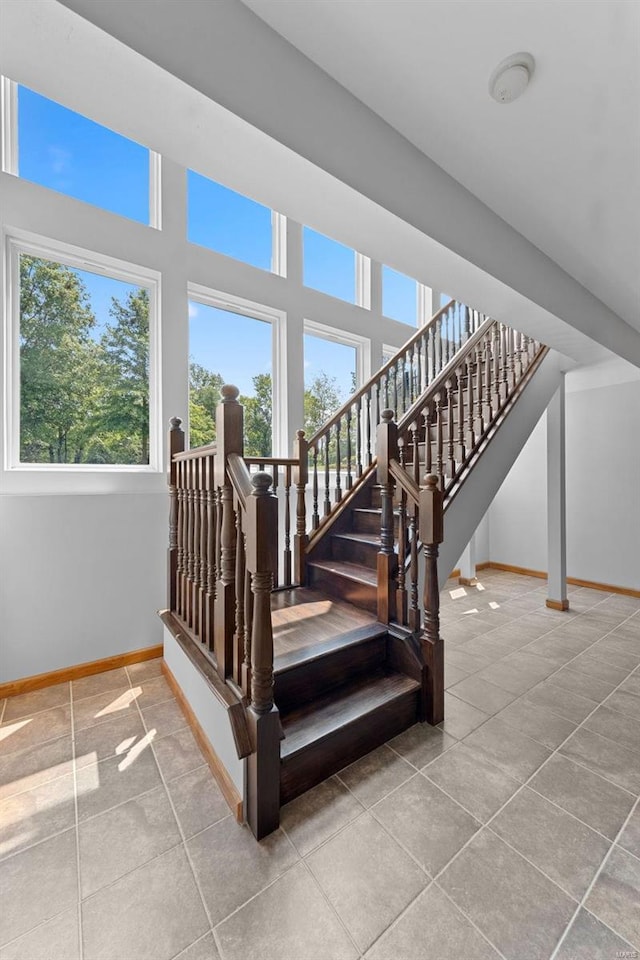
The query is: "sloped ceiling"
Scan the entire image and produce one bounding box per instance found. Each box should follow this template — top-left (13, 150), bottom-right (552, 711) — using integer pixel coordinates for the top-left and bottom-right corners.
top-left (243, 0), bottom-right (640, 333)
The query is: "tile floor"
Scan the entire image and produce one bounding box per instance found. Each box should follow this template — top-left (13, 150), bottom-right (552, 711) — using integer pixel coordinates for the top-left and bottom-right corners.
top-left (0, 571), bottom-right (639, 960)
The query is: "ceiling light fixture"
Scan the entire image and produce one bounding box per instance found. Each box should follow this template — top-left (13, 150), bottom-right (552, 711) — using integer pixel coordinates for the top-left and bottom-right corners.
top-left (489, 52), bottom-right (535, 104)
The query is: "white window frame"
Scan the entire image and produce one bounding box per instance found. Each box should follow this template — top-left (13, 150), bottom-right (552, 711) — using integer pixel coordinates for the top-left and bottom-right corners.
top-left (4, 230), bottom-right (162, 474)
top-left (303, 317), bottom-right (370, 392)
top-left (187, 283), bottom-right (286, 455)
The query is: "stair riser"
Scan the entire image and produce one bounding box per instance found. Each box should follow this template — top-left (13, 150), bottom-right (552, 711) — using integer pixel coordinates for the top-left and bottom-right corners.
top-left (352, 510), bottom-right (400, 536)
top-left (307, 565), bottom-right (378, 614)
top-left (280, 688), bottom-right (420, 804)
top-left (331, 536), bottom-right (380, 568)
top-left (275, 635), bottom-right (387, 715)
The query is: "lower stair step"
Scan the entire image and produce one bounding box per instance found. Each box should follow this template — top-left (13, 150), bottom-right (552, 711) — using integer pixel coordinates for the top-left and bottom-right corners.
top-left (307, 559), bottom-right (378, 613)
top-left (280, 667), bottom-right (420, 804)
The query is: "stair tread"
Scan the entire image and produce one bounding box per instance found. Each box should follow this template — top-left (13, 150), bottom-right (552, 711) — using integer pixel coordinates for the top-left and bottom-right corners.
top-left (332, 531), bottom-right (381, 545)
top-left (274, 622), bottom-right (387, 674)
top-left (307, 558), bottom-right (377, 586)
top-left (281, 667), bottom-right (420, 759)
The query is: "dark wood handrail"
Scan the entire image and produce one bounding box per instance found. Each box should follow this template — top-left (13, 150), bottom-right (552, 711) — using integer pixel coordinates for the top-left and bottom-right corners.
top-left (245, 456), bottom-right (299, 467)
top-left (173, 442), bottom-right (217, 461)
top-left (389, 457), bottom-right (420, 504)
top-left (227, 452), bottom-right (253, 511)
top-left (305, 298), bottom-right (456, 447)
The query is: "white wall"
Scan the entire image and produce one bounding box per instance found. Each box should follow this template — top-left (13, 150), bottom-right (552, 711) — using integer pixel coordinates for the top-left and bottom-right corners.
top-left (488, 360), bottom-right (640, 591)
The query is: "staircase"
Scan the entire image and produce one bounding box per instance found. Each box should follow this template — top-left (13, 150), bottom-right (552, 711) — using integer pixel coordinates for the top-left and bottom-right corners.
top-left (161, 299), bottom-right (564, 838)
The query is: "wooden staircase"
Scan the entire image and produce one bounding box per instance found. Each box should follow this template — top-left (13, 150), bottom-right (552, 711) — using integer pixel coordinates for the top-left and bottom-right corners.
top-left (161, 300), bottom-right (549, 839)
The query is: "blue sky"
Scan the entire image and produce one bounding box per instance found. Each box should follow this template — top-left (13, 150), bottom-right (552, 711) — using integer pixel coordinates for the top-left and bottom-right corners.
top-left (18, 84), bottom-right (423, 399)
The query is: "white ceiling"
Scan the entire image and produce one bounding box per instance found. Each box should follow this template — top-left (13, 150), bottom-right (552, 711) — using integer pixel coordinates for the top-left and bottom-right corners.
top-left (243, 0), bottom-right (640, 332)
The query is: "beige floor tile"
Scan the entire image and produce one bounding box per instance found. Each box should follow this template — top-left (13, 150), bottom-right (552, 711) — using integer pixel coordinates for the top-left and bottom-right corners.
top-left (463, 718), bottom-right (551, 783)
top-left (280, 777), bottom-right (363, 857)
top-left (79, 785), bottom-right (181, 897)
top-left (82, 845), bottom-right (208, 960)
top-left (167, 765), bottom-right (231, 839)
top-left (367, 883), bottom-right (501, 960)
top-left (140, 698), bottom-right (187, 739)
top-left (0, 828), bottom-right (78, 945)
top-left (152, 727), bottom-right (205, 782)
top-left (546, 668), bottom-right (617, 703)
top-left (216, 861), bottom-right (358, 960)
top-left (387, 723), bottom-right (456, 769)
top-left (72, 687), bottom-right (142, 732)
top-left (490, 787), bottom-right (610, 900)
top-left (524, 681), bottom-right (597, 724)
top-left (336, 745), bottom-right (414, 809)
top-left (126, 658), bottom-right (164, 683)
top-left (585, 846), bottom-right (640, 949)
top-left (447, 675), bottom-right (516, 715)
top-left (439, 829), bottom-right (576, 959)
top-left (0, 706), bottom-right (71, 757)
top-left (307, 813), bottom-right (427, 952)
top-left (529, 754), bottom-right (636, 840)
top-left (0, 907), bottom-right (80, 960)
top-left (175, 934), bottom-right (221, 960)
top-left (74, 711), bottom-right (146, 767)
top-left (424, 742), bottom-right (520, 822)
top-left (134, 675), bottom-right (174, 709)
top-left (559, 728), bottom-right (640, 794)
top-left (0, 736), bottom-right (74, 802)
top-left (476, 652), bottom-right (558, 695)
top-left (2, 683), bottom-right (70, 722)
top-left (618, 806), bottom-right (640, 859)
top-left (584, 705), bottom-right (640, 755)
top-left (439, 693), bottom-right (489, 740)
top-left (619, 672), bottom-right (640, 698)
top-left (187, 817), bottom-right (298, 926)
top-left (76, 741), bottom-right (162, 822)
top-left (554, 908), bottom-right (637, 960)
top-left (493, 697), bottom-right (576, 749)
top-left (605, 689), bottom-right (640, 721)
top-left (0, 771), bottom-right (76, 860)
top-left (71, 668), bottom-right (130, 702)
top-left (373, 774), bottom-right (481, 875)
top-left (444, 664), bottom-right (468, 688)
top-left (567, 651), bottom-right (634, 686)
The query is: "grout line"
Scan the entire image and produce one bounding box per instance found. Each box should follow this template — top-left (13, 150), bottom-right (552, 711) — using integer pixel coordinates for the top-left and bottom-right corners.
top-left (433, 881), bottom-right (509, 960)
top-left (549, 795), bottom-right (640, 960)
top-left (169, 931), bottom-right (213, 960)
top-left (299, 856), bottom-right (363, 957)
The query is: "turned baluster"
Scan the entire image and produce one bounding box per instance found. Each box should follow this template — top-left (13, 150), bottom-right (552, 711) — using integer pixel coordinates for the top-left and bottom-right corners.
top-left (311, 444), bottom-right (319, 530)
top-left (483, 332), bottom-right (494, 424)
top-left (410, 420), bottom-right (420, 488)
top-left (192, 458), bottom-right (202, 639)
top-left (283, 464), bottom-right (292, 587)
top-left (425, 405), bottom-right (433, 475)
top-left (508, 327), bottom-right (517, 389)
top-left (345, 408), bottom-right (353, 490)
top-left (428, 322), bottom-right (436, 381)
top-left (466, 353), bottom-right (476, 450)
top-left (416, 336), bottom-right (423, 394)
top-left (355, 397), bottom-right (363, 478)
top-left (186, 460), bottom-right (196, 630)
top-left (492, 325), bottom-right (501, 409)
top-left (446, 378), bottom-right (456, 478)
top-left (499, 324), bottom-right (509, 403)
top-left (376, 410), bottom-right (398, 624)
top-left (177, 460), bottom-right (186, 618)
top-left (419, 474), bottom-right (444, 725)
top-left (235, 505), bottom-right (246, 685)
top-left (167, 417), bottom-right (185, 614)
top-left (400, 355), bottom-right (407, 414)
top-left (408, 506), bottom-right (420, 632)
top-left (396, 443), bottom-right (408, 626)
top-left (270, 466), bottom-right (279, 589)
top-left (242, 549), bottom-right (252, 697)
top-left (199, 459), bottom-right (208, 643)
top-left (334, 420), bottom-right (342, 503)
top-left (365, 391), bottom-right (373, 465)
top-left (434, 391), bottom-right (445, 488)
top-left (323, 434), bottom-right (331, 516)
top-left (456, 363), bottom-right (466, 463)
top-left (206, 455), bottom-right (216, 651)
top-left (475, 343), bottom-right (485, 438)
top-left (293, 430), bottom-right (308, 584)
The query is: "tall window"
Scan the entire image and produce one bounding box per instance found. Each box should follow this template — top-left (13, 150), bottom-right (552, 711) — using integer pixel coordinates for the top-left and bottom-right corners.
top-left (382, 265), bottom-right (418, 325)
top-left (15, 246), bottom-right (154, 466)
top-left (189, 299), bottom-right (273, 455)
top-left (303, 227), bottom-right (356, 303)
top-left (15, 84), bottom-right (151, 224)
top-left (303, 332), bottom-right (356, 437)
top-left (187, 171), bottom-right (273, 271)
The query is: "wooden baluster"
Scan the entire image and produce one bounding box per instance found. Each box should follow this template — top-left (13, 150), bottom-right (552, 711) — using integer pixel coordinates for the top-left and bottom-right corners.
top-left (199, 458), bottom-right (208, 644)
top-left (396, 443), bottom-right (408, 625)
top-left (411, 420), bottom-right (420, 488)
top-left (400, 355), bottom-right (407, 414)
top-left (374, 379), bottom-right (381, 434)
top-left (376, 410), bottom-right (398, 624)
top-left (484, 332), bottom-right (494, 424)
top-left (464, 304), bottom-right (471, 341)
top-left (392, 364), bottom-right (399, 417)
top-left (508, 327), bottom-right (517, 389)
top-left (206, 455), bottom-right (216, 652)
top-left (245, 471), bottom-right (280, 841)
top-left (456, 364), bottom-right (466, 464)
top-left (334, 420), bottom-right (342, 503)
top-left (425, 406), bottom-right (433, 475)
top-left (446, 379), bottom-right (456, 478)
top-left (419, 474), bottom-right (444, 725)
top-left (435, 391), bottom-right (445, 488)
top-left (186, 460), bottom-right (195, 630)
top-left (168, 418), bottom-right (185, 615)
top-left (492, 325), bottom-right (501, 410)
top-left (345, 408), bottom-right (353, 490)
top-left (213, 384), bottom-right (243, 680)
top-left (383, 370), bottom-right (390, 410)
top-left (499, 324), bottom-right (509, 403)
top-left (475, 343), bottom-right (485, 438)
top-left (466, 354), bottom-right (475, 451)
top-left (235, 505), bottom-right (246, 685)
top-left (294, 430), bottom-right (308, 584)
top-left (408, 505), bottom-right (420, 632)
top-left (284, 464), bottom-right (292, 587)
top-left (365, 390), bottom-right (372, 466)
top-left (270, 466), bottom-right (279, 589)
top-left (242, 553), bottom-right (252, 697)
top-left (192, 458), bottom-right (202, 639)
top-left (430, 322), bottom-right (437, 380)
top-left (324, 434), bottom-right (331, 516)
top-left (311, 443), bottom-right (320, 530)
top-left (417, 336), bottom-right (423, 393)
top-left (355, 396), bottom-right (363, 478)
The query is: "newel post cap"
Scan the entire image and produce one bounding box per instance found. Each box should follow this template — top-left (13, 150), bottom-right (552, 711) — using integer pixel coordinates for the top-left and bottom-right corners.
top-left (251, 471), bottom-right (273, 496)
top-left (221, 384), bottom-right (240, 402)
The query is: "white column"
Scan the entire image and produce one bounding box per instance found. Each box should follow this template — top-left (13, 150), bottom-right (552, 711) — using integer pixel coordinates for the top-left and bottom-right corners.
top-left (546, 375), bottom-right (569, 610)
top-left (459, 533), bottom-right (477, 585)
top-left (278, 220), bottom-right (305, 456)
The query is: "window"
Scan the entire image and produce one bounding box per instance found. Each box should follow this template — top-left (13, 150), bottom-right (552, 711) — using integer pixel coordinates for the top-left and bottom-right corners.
top-left (8, 238), bottom-right (158, 468)
top-left (189, 295), bottom-right (275, 455)
top-left (187, 170), bottom-right (273, 271)
top-left (383, 265), bottom-right (418, 325)
top-left (303, 331), bottom-right (357, 437)
top-left (303, 227), bottom-right (356, 303)
top-left (13, 84), bottom-right (152, 224)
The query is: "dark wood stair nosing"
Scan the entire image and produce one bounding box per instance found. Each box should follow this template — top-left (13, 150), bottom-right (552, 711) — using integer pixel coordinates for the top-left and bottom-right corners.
top-left (274, 622), bottom-right (388, 675)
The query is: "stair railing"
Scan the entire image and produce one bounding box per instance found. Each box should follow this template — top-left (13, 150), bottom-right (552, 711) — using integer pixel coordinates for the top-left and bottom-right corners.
top-left (303, 300), bottom-right (487, 543)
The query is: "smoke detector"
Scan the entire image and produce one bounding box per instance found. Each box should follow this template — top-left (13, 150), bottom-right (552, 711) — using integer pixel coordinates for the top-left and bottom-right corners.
top-left (489, 52), bottom-right (535, 103)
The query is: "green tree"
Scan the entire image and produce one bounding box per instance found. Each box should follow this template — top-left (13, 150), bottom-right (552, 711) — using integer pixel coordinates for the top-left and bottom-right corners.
top-left (303, 371), bottom-right (343, 438)
top-left (241, 372), bottom-right (272, 456)
top-left (19, 255), bottom-right (101, 463)
top-left (189, 362), bottom-right (223, 447)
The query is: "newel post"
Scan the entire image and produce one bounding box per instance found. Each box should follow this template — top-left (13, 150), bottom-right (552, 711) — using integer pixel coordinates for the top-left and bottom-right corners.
top-left (419, 474), bottom-right (445, 725)
top-left (167, 417), bottom-right (185, 612)
top-left (245, 472), bottom-right (281, 840)
top-left (293, 429), bottom-right (308, 585)
top-left (214, 385), bottom-right (244, 680)
top-left (376, 410), bottom-right (398, 624)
